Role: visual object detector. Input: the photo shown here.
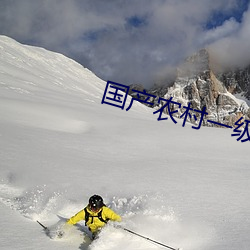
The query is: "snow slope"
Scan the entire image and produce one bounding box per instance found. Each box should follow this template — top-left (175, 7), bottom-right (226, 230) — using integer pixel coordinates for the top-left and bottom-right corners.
top-left (0, 36), bottom-right (249, 250)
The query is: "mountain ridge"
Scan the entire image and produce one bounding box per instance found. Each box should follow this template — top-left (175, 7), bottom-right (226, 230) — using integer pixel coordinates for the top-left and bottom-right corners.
top-left (133, 48), bottom-right (250, 128)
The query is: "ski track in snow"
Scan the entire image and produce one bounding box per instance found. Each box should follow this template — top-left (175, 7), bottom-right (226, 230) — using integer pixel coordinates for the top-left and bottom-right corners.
top-left (0, 179), bottom-right (211, 250)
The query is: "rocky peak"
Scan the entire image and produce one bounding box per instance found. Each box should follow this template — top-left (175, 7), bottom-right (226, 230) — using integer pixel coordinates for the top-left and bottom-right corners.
top-left (144, 49), bottom-right (250, 128)
top-left (217, 66), bottom-right (250, 100)
top-left (177, 48), bottom-right (210, 78)
top-left (165, 49), bottom-right (250, 127)
top-left (170, 49), bottom-right (225, 106)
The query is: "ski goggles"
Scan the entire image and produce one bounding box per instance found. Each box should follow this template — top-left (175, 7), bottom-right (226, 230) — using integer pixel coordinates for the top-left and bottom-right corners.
top-left (89, 205), bottom-right (101, 212)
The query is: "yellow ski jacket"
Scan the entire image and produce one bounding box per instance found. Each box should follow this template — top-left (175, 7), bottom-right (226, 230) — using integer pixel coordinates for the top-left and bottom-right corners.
top-left (67, 206), bottom-right (121, 233)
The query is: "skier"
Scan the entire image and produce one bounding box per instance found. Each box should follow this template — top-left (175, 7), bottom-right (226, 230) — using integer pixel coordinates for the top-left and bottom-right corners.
top-left (66, 194), bottom-right (122, 239)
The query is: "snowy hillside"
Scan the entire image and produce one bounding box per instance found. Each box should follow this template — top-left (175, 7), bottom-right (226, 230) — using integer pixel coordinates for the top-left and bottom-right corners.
top-left (0, 36), bottom-right (249, 250)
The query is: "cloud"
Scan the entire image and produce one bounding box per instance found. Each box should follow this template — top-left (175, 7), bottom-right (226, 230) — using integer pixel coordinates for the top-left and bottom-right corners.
top-left (0, 0), bottom-right (249, 87)
top-left (209, 4), bottom-right (250, 69)
top-left (200, 18), bottom-right (240, 45)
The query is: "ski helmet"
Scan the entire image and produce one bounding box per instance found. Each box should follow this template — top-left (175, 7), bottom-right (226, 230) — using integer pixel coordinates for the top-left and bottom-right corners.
top-left (89, 195), bottom-right (104, 210)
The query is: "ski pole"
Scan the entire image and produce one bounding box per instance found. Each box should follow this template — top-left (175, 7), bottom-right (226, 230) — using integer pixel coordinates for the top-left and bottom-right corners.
top-left (122, 227), bottom-right (180, 250)
top-left (37, 220), bottom-right (48, 231)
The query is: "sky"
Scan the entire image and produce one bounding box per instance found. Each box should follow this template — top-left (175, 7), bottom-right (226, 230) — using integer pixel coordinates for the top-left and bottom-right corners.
top-left (0, 0), bottom-right (249, 87)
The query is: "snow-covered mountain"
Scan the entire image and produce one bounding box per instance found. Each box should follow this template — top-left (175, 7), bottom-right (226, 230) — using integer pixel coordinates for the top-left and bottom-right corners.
top-left (217, 65), bottom-right (250, 100)
top-left (0, 36), bottom-right (249, 250)
top-left (166, 49), bottom-right (250, 127)
top-left (139, 49), bottom-right (250, 128)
